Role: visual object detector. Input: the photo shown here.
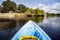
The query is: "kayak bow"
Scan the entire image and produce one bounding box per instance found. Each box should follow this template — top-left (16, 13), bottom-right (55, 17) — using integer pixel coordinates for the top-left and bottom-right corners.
top-left (11, 20), bottom-right (51, 40)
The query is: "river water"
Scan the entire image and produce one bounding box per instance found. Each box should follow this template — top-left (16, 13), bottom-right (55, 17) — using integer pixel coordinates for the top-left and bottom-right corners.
top-left (0, 16), bottom-right (60, 40)
top-left (38, 16), bottom-right (60, 40)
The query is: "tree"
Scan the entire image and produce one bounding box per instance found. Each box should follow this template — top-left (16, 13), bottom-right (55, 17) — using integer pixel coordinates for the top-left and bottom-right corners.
top-left (2, 0), bottom-right (16, 13)
top-left (18, 4), bottom-right (27, 13)
top-left (34, 8), bottom-right (44, 15)
top-left (29, 8), bottom-right (35, 13)
top-left (25, 9), bottom-right (32, 14)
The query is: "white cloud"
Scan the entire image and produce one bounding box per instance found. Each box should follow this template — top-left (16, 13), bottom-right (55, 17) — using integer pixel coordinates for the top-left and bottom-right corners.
top-left (29, 4), bottom-right (47, 9)
top-left (37, 3), bottom-right (60, 14)
top-left (37, 4), bottom-right (46, 9)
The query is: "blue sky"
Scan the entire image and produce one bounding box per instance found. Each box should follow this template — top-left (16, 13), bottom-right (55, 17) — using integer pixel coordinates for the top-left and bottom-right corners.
top-left (12, 0), bottom-right (60, 7)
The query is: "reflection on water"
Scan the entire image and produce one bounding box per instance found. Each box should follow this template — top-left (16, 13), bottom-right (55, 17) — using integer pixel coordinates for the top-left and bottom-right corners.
top-left (0, 16), bottom-right (60, 40)
top-left (38, 16), bottom-right (60, 40)
top-left (0, 17), bottom-right (44, 40)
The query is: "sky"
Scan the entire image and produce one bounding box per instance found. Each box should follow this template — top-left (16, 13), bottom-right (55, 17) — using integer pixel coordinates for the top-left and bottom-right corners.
top-left (0, 0), bottom-right (60, 13)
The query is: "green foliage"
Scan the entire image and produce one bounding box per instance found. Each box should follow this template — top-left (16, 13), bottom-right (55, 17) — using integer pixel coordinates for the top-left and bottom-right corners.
top-left (34, 8), bottom-right (44, 15)
top-left (46, 12), bottom-right (56, 17)
top-left (25, 8), bottom-right (44, 15)
top-left (29, 8), bottom-right (35, 13)
top-left (18, 4), bottom-right (27, 13)
top-left (2, 0), bottom-right (16, 13)
top-left (25, 8), bottom-right (35, 14)
top-left (25, 9), bottom-right (32, 14)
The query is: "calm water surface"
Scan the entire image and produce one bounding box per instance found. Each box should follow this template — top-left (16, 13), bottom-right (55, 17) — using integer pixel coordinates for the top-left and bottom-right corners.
top-left (0, 16), bottom-right (60, 40)
top-left (38, 16), bottom-right (60, 40)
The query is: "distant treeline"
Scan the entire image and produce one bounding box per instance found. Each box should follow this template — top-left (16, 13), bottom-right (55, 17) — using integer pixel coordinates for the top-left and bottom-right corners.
top-left (46, 13), bottom-right (60, 17)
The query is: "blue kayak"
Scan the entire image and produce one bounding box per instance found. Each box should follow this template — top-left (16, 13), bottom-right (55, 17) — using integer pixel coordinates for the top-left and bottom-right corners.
top-left (11, 20), bottom-right (51, 40)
